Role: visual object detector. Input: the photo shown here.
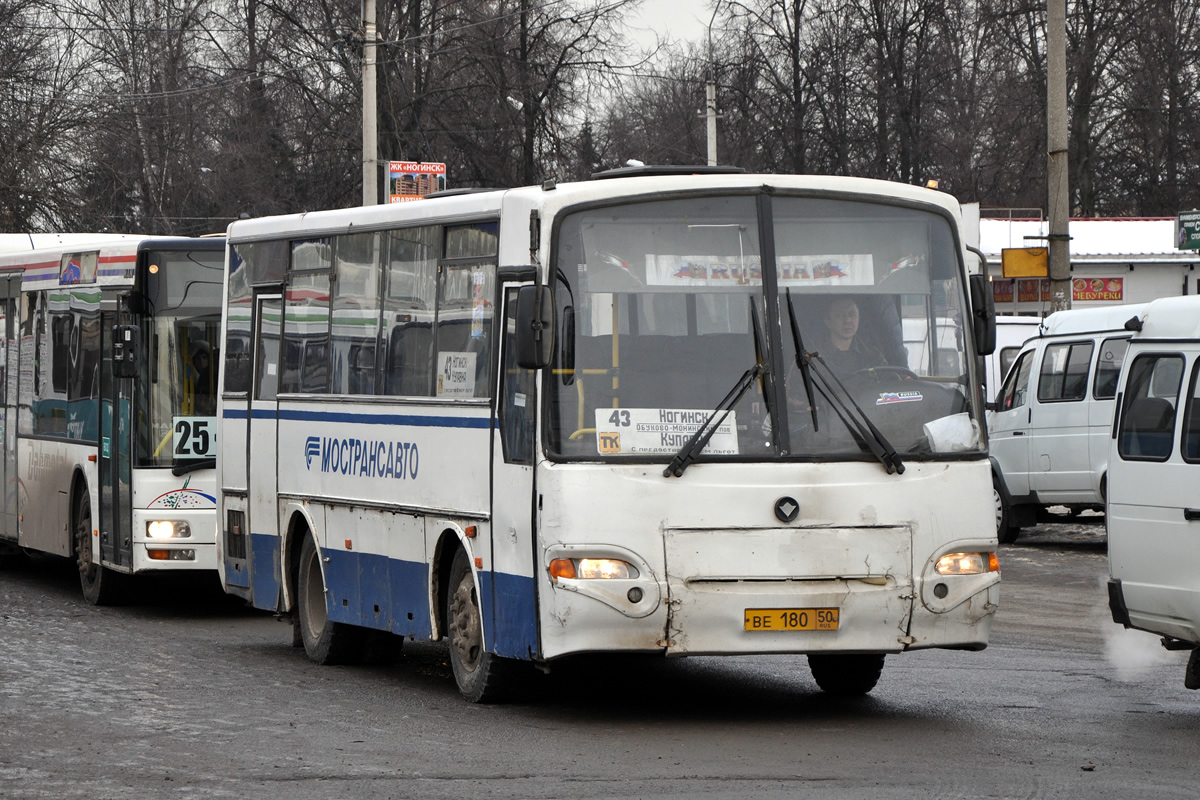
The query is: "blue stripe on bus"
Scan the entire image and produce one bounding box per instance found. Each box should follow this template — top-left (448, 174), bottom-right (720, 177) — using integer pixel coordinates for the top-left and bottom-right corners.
top-left (479, 570), bottom-right (539, 660)
top-left (222, 406), bottom-right (490, 429)
top-left (245, 540), bottom-right (538, 659)
top-left (323, 549), bottom-right (433, 639)
top-left (250, 533), bottom-right (281, 611)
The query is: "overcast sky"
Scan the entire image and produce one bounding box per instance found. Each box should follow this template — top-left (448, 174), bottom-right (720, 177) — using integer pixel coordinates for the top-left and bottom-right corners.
top-left (626, 0), bottom-right (712, 49)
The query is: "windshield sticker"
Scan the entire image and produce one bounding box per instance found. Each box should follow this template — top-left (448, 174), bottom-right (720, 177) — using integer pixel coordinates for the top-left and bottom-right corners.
top-left (636, 254), bottom-right (873, 288)
top-left (594, 408), bottom-right (740, 455)
top-left (876, 391), bottom-right (924, 405)
top-left (437, 352), bottom-right (476, 397)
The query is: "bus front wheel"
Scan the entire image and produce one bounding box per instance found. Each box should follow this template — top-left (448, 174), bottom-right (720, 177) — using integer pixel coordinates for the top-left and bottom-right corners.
top-left (807, 653), bottom-right (885, 696)
top-left (445, 548), bottom-right (523, 703)
top-left (296, 535), bottom-right (364, 665)
top-left (75, 488), bottom-right (124, 605)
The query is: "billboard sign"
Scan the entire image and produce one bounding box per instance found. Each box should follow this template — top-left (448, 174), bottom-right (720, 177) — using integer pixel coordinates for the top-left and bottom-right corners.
top-left (389, 161), bottom-right (447, 203)
top-left (1176, 211), bottom-right (1200, 250)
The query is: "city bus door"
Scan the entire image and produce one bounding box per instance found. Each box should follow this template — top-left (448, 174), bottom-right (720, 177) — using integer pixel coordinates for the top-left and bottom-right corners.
top-left (98, 307), bottom-right (135, 569)
top-left (0, 276), bottom-right (18, 539)
top-left (487, 285), bottom-right (540, 659)
top-left (246, 294), bottom-right (282, 609)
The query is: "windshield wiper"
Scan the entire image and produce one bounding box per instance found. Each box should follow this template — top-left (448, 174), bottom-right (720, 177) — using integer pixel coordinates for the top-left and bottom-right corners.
top-left (805, 357), bottom-right (905, 475)
top-left (785, 289), bottom-right (819, 433)
top-left (172, 458), bottom-right (215, 476)
top-left (664, 363), bottom-right (763, 478)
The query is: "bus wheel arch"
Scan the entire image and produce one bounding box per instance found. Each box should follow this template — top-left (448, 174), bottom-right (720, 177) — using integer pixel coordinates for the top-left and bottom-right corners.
top-left (72, 471), bottom-right (123, 605)
top-left (433, 527), bottom-right (525, 703)
top-left (431, 528), bottom-right (465, 640)
top-left (291, 517), bottom-right (364, 665)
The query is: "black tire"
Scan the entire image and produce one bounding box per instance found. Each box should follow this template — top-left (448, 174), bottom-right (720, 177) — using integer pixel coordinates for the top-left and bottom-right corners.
top-left (445, 548), bottom-right (523, 703)
top-left (76, 487), bottom-right (125, 605)
top-left (296, 535), bottom-right (364, 665)
top-left (808, 653), bottom-right (885, 696)
top-left (994, 474), bottom-right (1020, 545)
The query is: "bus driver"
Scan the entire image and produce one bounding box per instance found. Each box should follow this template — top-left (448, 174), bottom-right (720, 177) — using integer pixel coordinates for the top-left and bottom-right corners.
top-left (815, 296), bottom-right (891, 375)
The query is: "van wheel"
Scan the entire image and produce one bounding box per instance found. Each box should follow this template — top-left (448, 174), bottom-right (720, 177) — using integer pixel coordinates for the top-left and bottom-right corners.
top-left (994, 475), bottom-right (1019, 544)
top-left (445, 548), bottom-right (524, 703)
top-left (296, 535), bottom-right (365, 665)
top-left (75, 487), bottom-right (125, 605)
top-left (808, 653), bottom-right (885, 696)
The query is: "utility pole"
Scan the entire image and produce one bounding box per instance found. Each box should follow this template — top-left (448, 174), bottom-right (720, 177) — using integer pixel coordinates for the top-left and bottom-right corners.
top-left (1047, 0), bottom-right (1071, 311)
top-left (362, 0), bottom-right (378, 206)
top-left (702, 8), bottom-right (720, 166)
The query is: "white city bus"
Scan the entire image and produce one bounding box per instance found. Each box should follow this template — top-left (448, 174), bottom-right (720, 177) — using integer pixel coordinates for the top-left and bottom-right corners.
top-left (217, 168), bottom-right (1000, 701)
top-left (0, 236), bottom-right (225, 603)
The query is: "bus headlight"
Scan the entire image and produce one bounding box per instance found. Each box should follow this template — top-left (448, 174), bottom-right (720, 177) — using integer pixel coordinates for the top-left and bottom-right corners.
top-left (549, 558), bottom-right (639, 581)
top-left (935, 552), bottom-right (999, 575)
top-left (147, 520), bottom-right (191, 539)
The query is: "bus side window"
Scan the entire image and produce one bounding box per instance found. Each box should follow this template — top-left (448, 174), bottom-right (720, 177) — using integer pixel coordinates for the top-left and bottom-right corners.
top-left (383, 226), bottom-right (437, 397)
top-left (330, 232), bottom-right (381, 395)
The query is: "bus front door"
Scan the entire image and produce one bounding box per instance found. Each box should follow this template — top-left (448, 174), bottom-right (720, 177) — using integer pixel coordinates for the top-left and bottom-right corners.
top-left (487, 286), bottom-right (540, 660)
top-left (98, 308), bottom-right (134, 570)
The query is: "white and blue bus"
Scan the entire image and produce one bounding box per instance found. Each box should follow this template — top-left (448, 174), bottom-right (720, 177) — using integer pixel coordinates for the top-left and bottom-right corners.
top-left (217, 168), bottom-right (1000, 701)
top-left (0, 235), bottom-right (225, 603)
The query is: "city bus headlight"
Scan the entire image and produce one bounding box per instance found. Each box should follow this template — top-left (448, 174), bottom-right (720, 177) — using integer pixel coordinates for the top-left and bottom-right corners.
top-left (147, 520), bottom-right (191, 539)
top-left (549, 558), bottom-right (639, 581)
top-left (935, 552), bottom-right (999, 575)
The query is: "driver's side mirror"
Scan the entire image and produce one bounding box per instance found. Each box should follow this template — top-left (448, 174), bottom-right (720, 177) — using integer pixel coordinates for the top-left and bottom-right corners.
top-left (112, 325), bottom-right (139, 379)
top-left (515, 285), bottom-right (555, 369)
top-left (969, 274), bottom-right (996, 356)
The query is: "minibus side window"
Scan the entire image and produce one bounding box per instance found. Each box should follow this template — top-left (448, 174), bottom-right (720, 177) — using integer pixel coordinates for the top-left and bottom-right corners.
top-left (999, 349), bottom-right (1034, 411)
top-left (1117, 354), bottom-right (1184, 461)
top-left (1093, 337), bottom-right (1129, 399)
top-left (1038, 341), bottom-right (1093, 402)
top-left (1182, 360), bottom-right (1200, 464)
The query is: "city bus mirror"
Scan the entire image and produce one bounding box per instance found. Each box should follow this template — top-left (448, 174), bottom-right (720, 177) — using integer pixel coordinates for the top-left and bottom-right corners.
top-left (560, 305), bottom-right (575, 384)
top-left (112, 325), bottom-right (140, 378)
top-left (516, 285), bottom-right (555, 369)
top-left (969, 274), bottom-right (996, 356)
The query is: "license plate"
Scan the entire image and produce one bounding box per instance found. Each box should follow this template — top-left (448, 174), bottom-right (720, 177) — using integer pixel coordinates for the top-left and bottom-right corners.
top-left (743, 608), bottom-right (839, 632)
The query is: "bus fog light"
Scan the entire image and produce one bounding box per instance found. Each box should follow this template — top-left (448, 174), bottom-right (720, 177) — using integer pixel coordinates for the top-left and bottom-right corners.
top-left (933, 582), bottom-right (948, 598)
top-left (147, 520), bottom-right (191, 539)
top-left (935, 552), bottom-right (998, 575)
top-left (627, 587), bottom-right (644, 603)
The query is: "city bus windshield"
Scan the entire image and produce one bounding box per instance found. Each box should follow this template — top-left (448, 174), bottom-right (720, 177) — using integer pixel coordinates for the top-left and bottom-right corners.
top-left (546, 193), bottom-right (982, 464)
top-left (137, 249), bottom-right (224, 467)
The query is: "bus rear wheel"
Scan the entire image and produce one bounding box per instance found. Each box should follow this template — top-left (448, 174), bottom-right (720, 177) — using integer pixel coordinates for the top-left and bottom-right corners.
top-left (807, 653), bottom-right (885, 696)
top-left (445, 548), bottom-right (523, 703)
top-left (296, 535), bottom-right (364, 665)
top-left (75, 488), bottom-right (124, 605)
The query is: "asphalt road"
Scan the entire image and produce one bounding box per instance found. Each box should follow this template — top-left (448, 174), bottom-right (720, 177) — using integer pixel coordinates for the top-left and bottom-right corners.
top-left (1, 515), bottom-right (1196, 800)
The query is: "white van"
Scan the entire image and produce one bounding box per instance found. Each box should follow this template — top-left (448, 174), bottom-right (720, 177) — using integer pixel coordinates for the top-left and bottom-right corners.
top-left (1106, 296), bottom-right (1200, 689)
top-left (989, 303), bottom-right (1147, 542)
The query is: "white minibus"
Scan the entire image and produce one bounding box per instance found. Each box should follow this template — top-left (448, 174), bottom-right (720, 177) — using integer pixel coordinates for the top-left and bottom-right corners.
top-left (1106, 295), bottom-right (1200, 689)
top-left (989, 304), bottom-right (1146, 542)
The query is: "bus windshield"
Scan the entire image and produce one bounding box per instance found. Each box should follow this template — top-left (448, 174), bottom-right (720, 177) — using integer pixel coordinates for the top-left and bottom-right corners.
top-left (138, 249), bottom-right (224, 467)
top-left (547, 193), bottom-right (981, 463)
